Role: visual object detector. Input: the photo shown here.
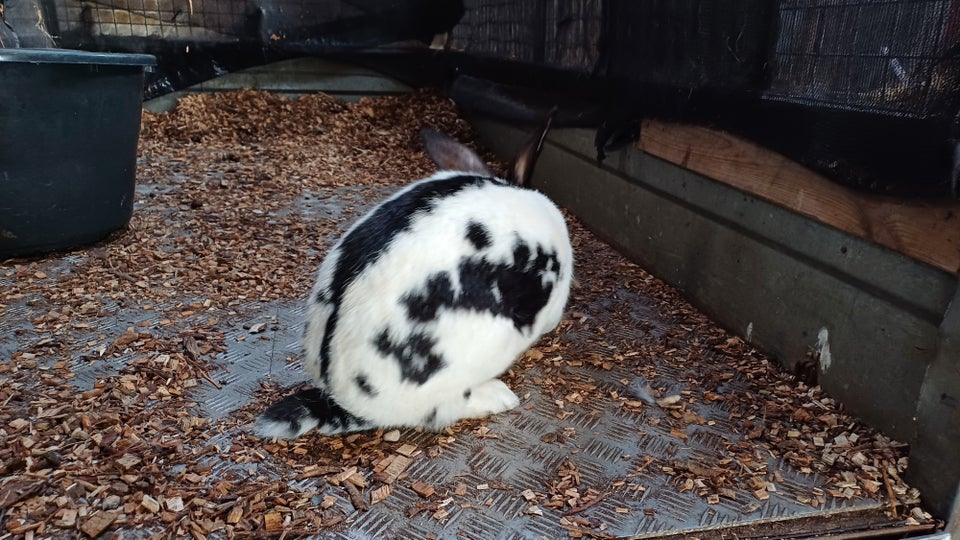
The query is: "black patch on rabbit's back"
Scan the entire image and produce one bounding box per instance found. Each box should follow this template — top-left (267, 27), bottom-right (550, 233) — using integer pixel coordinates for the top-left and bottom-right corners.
top-left (466, 221), bottom-right (491, 250)
top-left (496, 242), bottom-right (561, 330)
top-left (318, 175), bottom-right (491, 383)
top-left (402, 238), bottom-right (560, 332)
top-left (402, 273), bottom-right (455, 322)
top-left (374, 329), bottom-right (446, 384)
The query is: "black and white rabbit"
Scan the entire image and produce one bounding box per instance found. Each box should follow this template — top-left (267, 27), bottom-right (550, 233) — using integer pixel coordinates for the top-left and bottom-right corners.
top-left (257, 111), bottom-right (573, 439)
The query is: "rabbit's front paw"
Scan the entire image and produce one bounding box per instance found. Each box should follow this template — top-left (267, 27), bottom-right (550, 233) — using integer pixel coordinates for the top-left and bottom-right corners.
top-left (466, 379), bottom-right (520, 417)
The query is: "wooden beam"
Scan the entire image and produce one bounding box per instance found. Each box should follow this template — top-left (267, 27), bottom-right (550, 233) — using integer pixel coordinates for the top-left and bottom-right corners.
top-left (638, 119), bottom-right (960, 275)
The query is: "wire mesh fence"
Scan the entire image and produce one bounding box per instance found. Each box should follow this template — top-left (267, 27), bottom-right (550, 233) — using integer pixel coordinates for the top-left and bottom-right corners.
top-left (447, 0), bottom-right (601, 72)
top-left (26, 0), bottom-right (960, 121)
top-left (3, 0), bottom-right (958, 195)
top-left (769, 0), bottom-right (960, 118)
top-left (52, 0), bottom-right (252, 42)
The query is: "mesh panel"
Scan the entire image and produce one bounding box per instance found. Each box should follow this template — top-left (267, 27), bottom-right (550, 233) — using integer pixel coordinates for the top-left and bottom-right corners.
top-left (601, 0), bottom-right (775, 91)
top-left (448, 0), bottom-right (601, 72)
top-left (769, 0), bottom-right (960, 118)
top-left (49, 0), bottom-right (455, 47)
top-left (36, 0), bottom-right (960, 118)
top-left (448, 1), bottom-right (548, 64)
top-left (5, 0), bottom-right (958, 196)
top-left (53, 0), bottom-right (253, 42)
top-left (545, 0), bottom-right (600, 71)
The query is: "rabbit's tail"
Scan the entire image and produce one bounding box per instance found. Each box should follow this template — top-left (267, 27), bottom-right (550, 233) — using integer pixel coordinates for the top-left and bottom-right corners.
top-left (256, 388), bottom-right (366, 439)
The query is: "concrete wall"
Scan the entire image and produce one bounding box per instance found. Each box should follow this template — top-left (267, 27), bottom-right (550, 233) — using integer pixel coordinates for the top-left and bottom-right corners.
top-left (909, 287), bottom-right (960, 522)
top-left (468, 116), bottom-right (960, 519)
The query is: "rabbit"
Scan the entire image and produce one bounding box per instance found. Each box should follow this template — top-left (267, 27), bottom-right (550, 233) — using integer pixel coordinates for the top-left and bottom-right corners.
top-left (256, 109), bottom-right (573, 439)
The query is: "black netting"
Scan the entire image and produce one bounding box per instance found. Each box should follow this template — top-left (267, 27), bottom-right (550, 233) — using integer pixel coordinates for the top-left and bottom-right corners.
top-left (52, 0), bottom-right (253, 44)
top-left (447, 0), bottom-right (601, 72)
top-left (22, 0), bottom-right (460, 50)
top-left (769, 0), bottom-right (960, 118)
top-left (599, 1), bottom-right (776, 91)
top-left (3, 0), bottom-right (958, 197)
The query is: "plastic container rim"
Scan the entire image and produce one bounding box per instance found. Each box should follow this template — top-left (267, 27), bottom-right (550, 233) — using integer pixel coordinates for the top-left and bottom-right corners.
top-left (0, 47), bottom-right (156, 66)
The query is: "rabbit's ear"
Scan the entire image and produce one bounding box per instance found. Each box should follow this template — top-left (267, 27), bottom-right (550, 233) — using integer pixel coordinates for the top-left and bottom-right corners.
top-left (421, 129), bottom-right (493, 176)
top-left (507, 106), bottom-right (558, 188)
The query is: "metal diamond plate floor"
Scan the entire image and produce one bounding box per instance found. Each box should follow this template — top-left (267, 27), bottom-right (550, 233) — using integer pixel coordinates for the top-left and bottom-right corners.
top-left (1, 187), bottom-right (897, 540)
top-left (237, 327), bottom-right (899, 538)
top-left (2, 83), bottom-right (923, 537)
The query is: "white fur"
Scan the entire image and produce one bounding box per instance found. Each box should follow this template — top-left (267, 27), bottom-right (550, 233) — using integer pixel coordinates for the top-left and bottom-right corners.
top-left (301, 171), bottom-right (572, 432)
top-left (257, 415), bottom-right (320, 439)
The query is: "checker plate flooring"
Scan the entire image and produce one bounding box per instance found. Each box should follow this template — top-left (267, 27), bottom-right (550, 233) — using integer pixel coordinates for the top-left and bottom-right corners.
top-left (0, 183), bottom-right (890, 539)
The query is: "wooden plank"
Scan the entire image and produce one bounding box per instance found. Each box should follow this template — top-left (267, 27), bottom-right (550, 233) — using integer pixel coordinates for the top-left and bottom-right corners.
top-left (638, 119), bottom-right (960, 275)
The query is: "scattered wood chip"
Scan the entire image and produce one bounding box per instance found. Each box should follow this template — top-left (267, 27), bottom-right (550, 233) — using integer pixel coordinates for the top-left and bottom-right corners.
top-left (345, 473), bottom-right (367, 489)
top-left (372, 455), bottom-right (396, 475)
top-left (0, 478), bottom-right (46, 510)
top-left (343, 481), bottom-right (367, 512)
top-left (374, 455), bottom-right (413, 485)
top-left (8, 418), bottom-right (29, 431)
top-left (140, 495), bottom-right (161, 513)
top-left (115, 454), bottom-right (141, 470)
top-left (263, 512), bottom-right (283, 532)
top-left (370, 485), bottom-right (392, 505)
top-left (80, 511), bottom-right (117, 538)
top-left (656, 395), bottom-right (682, 407)
top-left (226, 504), bottom-right (243, 524)
top-left (165, 497), bottom-right (184, 512)
top-left (55, 508), bottom-right (78, 528)
top-left (410, 481), bottom-right (435, 498)
top-left (396, 444), bottom-right (418, 457)
top-left (330, 466), bottom-right (358, 485)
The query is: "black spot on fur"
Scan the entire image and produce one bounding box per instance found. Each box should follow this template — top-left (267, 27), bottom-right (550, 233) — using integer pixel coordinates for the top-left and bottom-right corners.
top-left (402, 238), bottom-right (559, 332)
top-left (318, 176), bottom-right (490, 383)
top-left (314, 290), bottom-right (328, 303)
top-left (424, 407), bottom-right (438, 425)
top-left (463, 389), bottom-right (472, 399)
top-left (465, 221), bottom-right (491, 250)
top-left (496, 243), bottom-right (560, 330)
top-left (374, 330), bottom-right (446, 384)
top-left (513, 242), bottom-right (530, 269)
top-left (402, 272), bottom-right (455, 322)
top-left (355, 374), bottom-right (377, 396)
top-left (261, 387), bottom-right (366, 434)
